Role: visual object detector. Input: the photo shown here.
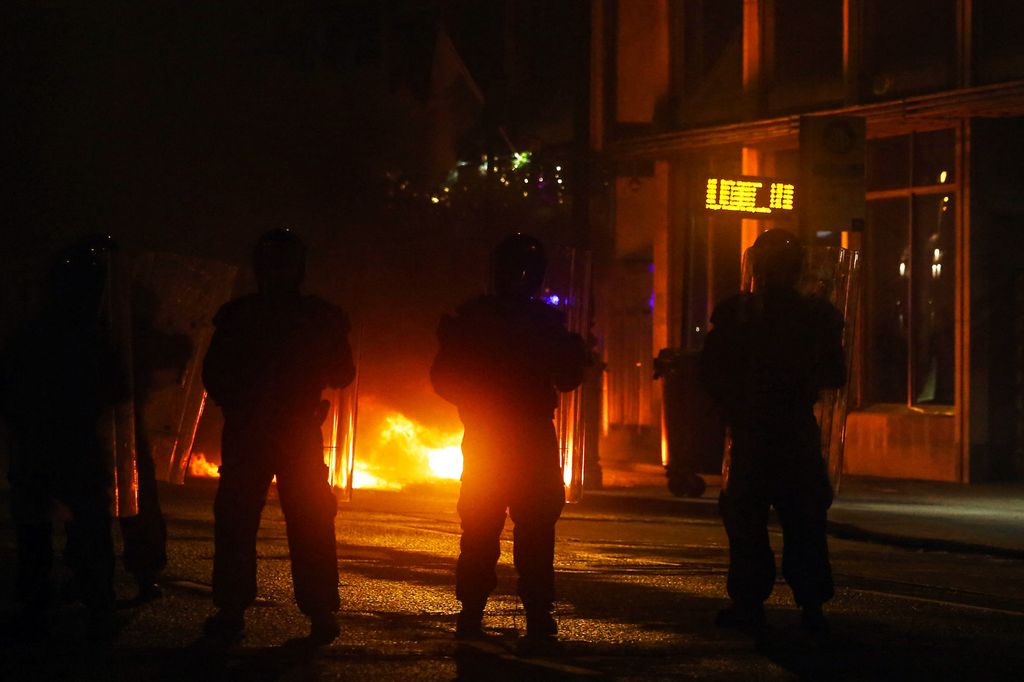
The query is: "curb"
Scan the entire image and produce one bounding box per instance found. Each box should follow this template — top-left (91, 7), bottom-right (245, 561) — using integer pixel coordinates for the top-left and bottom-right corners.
top-left (825, 520), bottom-right (1024, 561)
top-left (577, 489), bottom-right (1024, 560)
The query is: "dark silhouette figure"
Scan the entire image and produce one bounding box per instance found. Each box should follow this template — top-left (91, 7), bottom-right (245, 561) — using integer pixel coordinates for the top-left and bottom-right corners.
top-left (201, 229), bottom-right (355, 644)
top-left (0, 240), bottom-right (127, 638)
top-left (430, 234), bottom-right (588, 644)
top-left (119, 284), bottom-right (193, 602)
top-left (700, 229), bottom-right (845, 635)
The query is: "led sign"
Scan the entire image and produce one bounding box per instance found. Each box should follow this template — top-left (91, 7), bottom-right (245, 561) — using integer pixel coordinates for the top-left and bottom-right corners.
top-left (704, 176), bottom-right (796, 218)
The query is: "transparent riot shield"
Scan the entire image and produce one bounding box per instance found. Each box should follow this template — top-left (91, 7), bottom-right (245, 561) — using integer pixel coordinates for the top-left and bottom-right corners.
top-left (127, 252), bottom-right (238, 485)
top-left (543, 248), bottom-right (592, 503)
top-left (322, 367), bottom-right (359, 502)
top-left (739, 245), bottom-right (862, 493)
top-left (101, 246), bottom-right (139, 518)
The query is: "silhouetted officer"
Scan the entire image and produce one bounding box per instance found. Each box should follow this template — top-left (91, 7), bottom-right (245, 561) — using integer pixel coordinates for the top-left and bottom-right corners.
top-left (119, 284), bottom-right (192, 602)
top-left (431, 234), bottom-right (588, 643)
top-left (1, 241), bottom-right (126, 637)
top-left (701, 229), bottom-right (845, 634)
top-left (201, 228), bottom-right (354, 644)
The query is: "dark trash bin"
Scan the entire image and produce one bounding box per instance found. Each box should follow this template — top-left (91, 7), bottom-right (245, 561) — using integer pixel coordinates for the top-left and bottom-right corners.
top-left (654, 348), bottom-right (725, 498)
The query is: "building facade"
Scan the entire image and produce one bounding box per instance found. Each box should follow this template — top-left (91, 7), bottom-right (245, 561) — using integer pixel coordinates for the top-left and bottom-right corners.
top-left (592, 0), bottom-right (1024, 483)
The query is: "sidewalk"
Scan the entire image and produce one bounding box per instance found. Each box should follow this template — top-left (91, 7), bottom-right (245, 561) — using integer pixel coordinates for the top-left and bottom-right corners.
top-left (581, 464), bottom-right (1024, 560)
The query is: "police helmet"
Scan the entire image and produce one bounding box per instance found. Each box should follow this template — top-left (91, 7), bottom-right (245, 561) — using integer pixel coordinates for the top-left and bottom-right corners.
top-left (254, 228), bottom-right (305, 294)
top-left (492, 233), bottom-right (546, 297)
top-left (750, 228), bottom-right (803, 290)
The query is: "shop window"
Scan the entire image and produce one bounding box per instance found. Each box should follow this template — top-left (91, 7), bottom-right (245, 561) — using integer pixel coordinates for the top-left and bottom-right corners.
top-left (973, 0), bottom-right (1024, 84)
top-left (867, 136), bottom-right (911, 191)
top-left (862, 0), bottom-right (956, 99)
top-left (911, 194), bottom-right (956, 404)
top-left (864, 131), bottom-right (956, 406)
top-left (913, 129), bottom-right (956, 186)
top-left (606, 260), bottom-right (655, 427)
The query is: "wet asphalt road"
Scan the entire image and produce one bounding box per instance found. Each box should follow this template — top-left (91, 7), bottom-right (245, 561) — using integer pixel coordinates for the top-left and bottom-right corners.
top-left (2, 479), bottom-right (1023, 681)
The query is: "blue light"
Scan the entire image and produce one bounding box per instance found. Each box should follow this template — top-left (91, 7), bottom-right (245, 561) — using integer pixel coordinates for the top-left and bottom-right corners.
top-left (546, 294), bottom-right (561, 306)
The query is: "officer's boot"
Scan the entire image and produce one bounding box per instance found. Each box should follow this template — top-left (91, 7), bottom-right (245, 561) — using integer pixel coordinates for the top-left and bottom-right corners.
top-left (203, 607), bottom-right (245, 646)
top-left (308, 610), bottom-right (340, 644)
top-left (800, 603), bottom-right (829, 635)
top-left (524, 609), bottom-right (557, 640)
top-left (455, 600), bottom-right (486, 640)
top-left (133, 571), bottom-right (162, 604)
top-left (518, 605), bottom-right (559, 656)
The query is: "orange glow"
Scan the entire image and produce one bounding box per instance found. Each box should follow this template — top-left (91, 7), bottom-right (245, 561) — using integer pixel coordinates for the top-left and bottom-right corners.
top-left (185, 403), bottom-right (466, 490)
top-left (351, 461), bottom-right (403, 490)
top-left (189, 452), bottom-right (220, 478)
top-left (377, 413), bottom-right (464, 481)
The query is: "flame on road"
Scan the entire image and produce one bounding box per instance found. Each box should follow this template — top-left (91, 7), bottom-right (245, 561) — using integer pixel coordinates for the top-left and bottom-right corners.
top-left (351, 462), bottom-right (403, 490)
top-left (185, 406), bottom-right (464, 490)
top-left (378, 413), bottom-right (463, 481)
top-left (189, 452), bottom-right (220, 478)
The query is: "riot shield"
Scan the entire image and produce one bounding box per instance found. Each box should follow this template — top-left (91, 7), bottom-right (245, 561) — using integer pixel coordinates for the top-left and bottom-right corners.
top-left (739, 245), bottom-right (862, 492)
top-left (128, 252), bottom-right (238, 485)
top-left (543, 248), bottom-right (592, 503)
top-left (322, 367), bottom-right (359, 502)
top-left (101, 246), bottom-right (139, 518)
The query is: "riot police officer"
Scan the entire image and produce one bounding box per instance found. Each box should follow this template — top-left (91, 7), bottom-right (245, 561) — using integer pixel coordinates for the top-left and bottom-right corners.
top-left (430, 234), bottom-right (588, 643)
top-left (700, 228), bottom-right (845, 634)
top-left (1, 242), bottom-right (125, 638)
top-left (201, 228), bottom-right (355, 644)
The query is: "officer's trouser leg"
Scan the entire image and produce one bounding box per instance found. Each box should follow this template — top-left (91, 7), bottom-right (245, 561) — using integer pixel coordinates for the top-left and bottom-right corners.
top-left (719, 488), bottom-right (776, 606)
top-left (776, 487), bottom-right (834, 607)
top-left (62, 486), bottom-right (116, 613)
top-left (120, 444), bottom-right (167, 582)
top-left (276, 457), bottom-right (340, 615)
top-left (213, 463), bottom-right (273, 613)
top-left (509, 477), bottom-right (564, 614)
top-left (10, 479), bottom-right (53, 611)
top-left (456, 481), bottom-right (507, 609)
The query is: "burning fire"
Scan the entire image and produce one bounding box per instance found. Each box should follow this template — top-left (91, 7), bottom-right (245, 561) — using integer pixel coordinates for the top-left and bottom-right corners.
top-left (189, 452), bottom-right (220, 478)
top-left (351, 462), bottom-right (403, 490)
top-left (186, 407), bottom-right (464, 491)
top-left (377, 413), bottom-right (463, 481)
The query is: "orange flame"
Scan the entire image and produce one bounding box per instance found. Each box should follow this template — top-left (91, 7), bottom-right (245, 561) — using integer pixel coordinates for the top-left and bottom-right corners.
top-left (184, 406), bottom-right (465, 491)
top-left (377, 413), bottom-right (464, 481)
top-left (189, 452), bottom-right (220, 478)
top-left (351, 462), bottom-right (403, 490)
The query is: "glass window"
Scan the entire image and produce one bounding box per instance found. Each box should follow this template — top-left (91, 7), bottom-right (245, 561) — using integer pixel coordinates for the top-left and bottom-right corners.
top-left (911, 194), bottom-right (956, 405)
top-left (686, 214), bottom-right (710, 350)
top-left (862, 0), bottom-right (956, 99)
top-left (867, 135), bottom-right (911, 191)
top-left (912, 129), bottom-right (956, 187)
top-left (865, 198), bottom-right (911, 404)
top-left (606, 260), bottom-right (655, 426)
top-left (863, 130), bottom-right (957, 407)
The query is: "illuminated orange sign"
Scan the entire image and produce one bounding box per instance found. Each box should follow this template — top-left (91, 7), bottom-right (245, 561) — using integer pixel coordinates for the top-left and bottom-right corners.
top-left (704, 176), bottom-right (795, 218)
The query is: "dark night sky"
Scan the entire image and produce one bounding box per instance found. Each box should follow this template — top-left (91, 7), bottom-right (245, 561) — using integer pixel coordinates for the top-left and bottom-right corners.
top-left (2, 0), bottom-right (587, 428)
